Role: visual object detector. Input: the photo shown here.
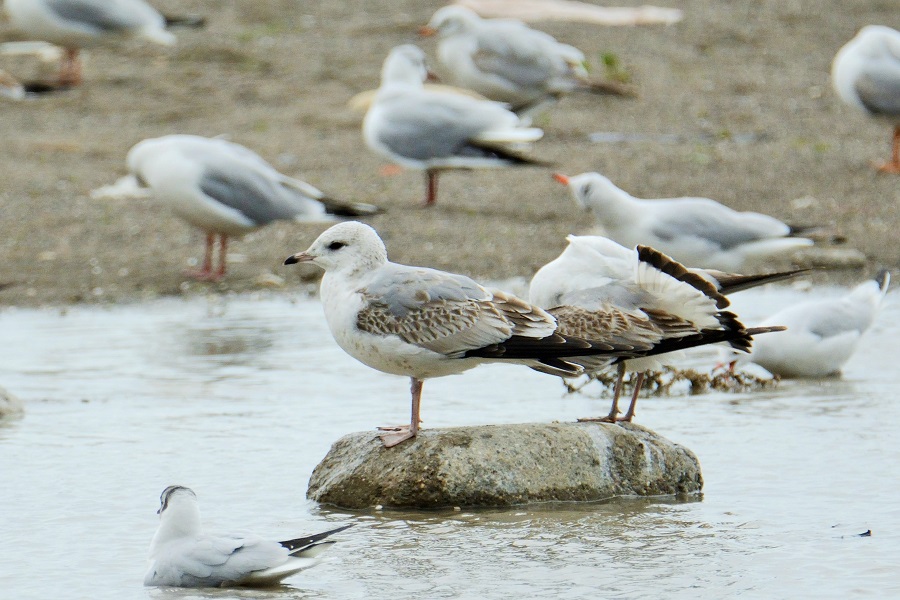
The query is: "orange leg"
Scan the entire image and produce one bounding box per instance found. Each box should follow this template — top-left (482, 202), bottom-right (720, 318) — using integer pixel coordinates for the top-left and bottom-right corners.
top-left (876, 126), bottom-right (900, 174)
top-left (423, 171), bottom-right (439, 207)
top-left (58, 48), bottom-right (82, 87)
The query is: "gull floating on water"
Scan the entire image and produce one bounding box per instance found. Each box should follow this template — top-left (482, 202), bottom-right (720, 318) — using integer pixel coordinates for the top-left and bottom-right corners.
top-left (831, 25), bottom-right (900, 174)
top-left (3, 0), bottom-right (176, 86)
top-left (723, 271), bottom-right (890, 378)
top-left (530, 235), bottom-right (792, 421)
top-left (284, 222), bottom-right (774, 445)
top-left (144, 485), bottom-right (352, 588)
top-left (553, 172), bottom-right (815, 272)
top-left (363, 44), bottom-right (545, 206)
top-left (421, 5), bottom-right (631, 116)
top-left (118, 134), bottom-right (380, 280)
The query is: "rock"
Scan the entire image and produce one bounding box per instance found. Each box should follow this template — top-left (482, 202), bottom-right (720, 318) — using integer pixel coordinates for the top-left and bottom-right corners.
top-left (0, 386), bottom-right (24, 419)
top-left (307, 422), bottom-right (702, 509)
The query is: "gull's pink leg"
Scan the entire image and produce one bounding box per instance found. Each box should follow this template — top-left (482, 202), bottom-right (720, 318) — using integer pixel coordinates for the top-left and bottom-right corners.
top-left (423, 171), bottom-right (439, 207)
top-left (379, 378), bottom-right (423, 447)
top-left (876, 126), bottom-right (900, 174)
top-left (578, 362), bottom-right (626, 423)
top-left (214, 235), bottom-right (228, 280)
top-left (58, 48), bottom-right (82, 87)
top-left (183, 233), bottom-right (216, 280)
top-left (617, 372), bottom-right (645, 422)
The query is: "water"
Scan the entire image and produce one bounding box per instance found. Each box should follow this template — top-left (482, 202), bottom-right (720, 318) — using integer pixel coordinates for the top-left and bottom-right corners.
top-left (1, 286), bottom-right (898, 599)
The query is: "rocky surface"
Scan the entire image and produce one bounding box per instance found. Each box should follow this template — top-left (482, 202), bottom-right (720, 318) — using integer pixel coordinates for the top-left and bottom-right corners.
top-left (307, 422), bottom-right (702, 509)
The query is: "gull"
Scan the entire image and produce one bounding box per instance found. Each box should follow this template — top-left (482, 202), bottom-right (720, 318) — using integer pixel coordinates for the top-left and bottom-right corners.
top-left (530, 234), bottom-right (792, 421)
top-left (553, 172), bottom-right (814, 272)
top-left (421, 5), bottom-right (630, 116)
top-left (723, 271), bottom-right (890, 378)
top-left (363, 44), bottom-right (545, 207)
top-left (284, 222), bottom-right (772, 445)
top-left (4, 0), bottom-right (176, 86)
top-left (831, 25), bottom-right (900, 173)
top-left (144, 486), bottom-right (352, 588)
top-left (122, 134), bottom-right (381, 281)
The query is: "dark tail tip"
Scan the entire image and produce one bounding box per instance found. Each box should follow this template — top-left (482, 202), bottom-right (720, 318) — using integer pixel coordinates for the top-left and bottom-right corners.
top-left (284, 255), bottom-right (299, 265)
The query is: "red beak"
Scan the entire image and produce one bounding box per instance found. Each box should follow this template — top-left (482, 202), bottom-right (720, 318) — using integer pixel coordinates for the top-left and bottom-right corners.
top-left (552, 173), bottom-right (570, 185)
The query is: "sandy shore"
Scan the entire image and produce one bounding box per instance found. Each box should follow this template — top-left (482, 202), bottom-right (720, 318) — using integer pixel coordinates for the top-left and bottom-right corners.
top-left (0, 0), bottom-right (897, 307)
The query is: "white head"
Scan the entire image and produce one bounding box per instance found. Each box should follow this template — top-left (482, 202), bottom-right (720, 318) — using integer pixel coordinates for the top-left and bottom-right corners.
top-left (151, 485), bottom-right (202, 546)
top-left (379, 44), bottom-right (428, 88)
top-left (425, 5), bottom-right (482, 37)
top-left (553, 172), bottom-right (630, 214)
top-left (284, 221), bottom-right (388, 275)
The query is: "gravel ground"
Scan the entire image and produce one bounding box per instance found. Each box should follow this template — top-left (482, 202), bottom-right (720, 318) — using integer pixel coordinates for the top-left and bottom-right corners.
top-left (1, 0), bottom-right (898, 307)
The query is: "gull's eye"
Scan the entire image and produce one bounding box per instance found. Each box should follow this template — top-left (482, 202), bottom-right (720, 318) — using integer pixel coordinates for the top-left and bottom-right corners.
top-left (327, 241), bottom-right (346, 251)
top-left (582, 183), bottom-right (593, 196)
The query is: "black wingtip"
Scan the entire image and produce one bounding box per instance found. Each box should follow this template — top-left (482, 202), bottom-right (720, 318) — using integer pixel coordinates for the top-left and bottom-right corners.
top-left (163, 14), bottom-right (207, 28)
top-left (279, 524), bottom-right (354, 552)
top-left (875, 269), bottom-right (891, 292)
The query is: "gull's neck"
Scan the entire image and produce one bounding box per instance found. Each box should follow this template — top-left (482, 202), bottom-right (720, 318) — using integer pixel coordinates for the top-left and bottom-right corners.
top-left (149, 502), bottom-right (202, 553)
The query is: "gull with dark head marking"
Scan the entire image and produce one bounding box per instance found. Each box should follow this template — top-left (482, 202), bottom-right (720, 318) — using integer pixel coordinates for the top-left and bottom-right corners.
top-left (832, 25), bottom-right (900, 173)
top-left (119, 134), bottom-right (380, 281)
top-left (554, 172), bottom-right (814, 272)
top-left (4, 0), bottom-right (176, 86)
top-left (421, 5), bottom-right (630, 117)
top-left (144, 485), bottom-right (352, 588)
top-left (284, 222), bottom-right (774, 444)
top-left (530, 234), bottom-right (796, 421)
top-left (363, 44), bottom-right (545, 207)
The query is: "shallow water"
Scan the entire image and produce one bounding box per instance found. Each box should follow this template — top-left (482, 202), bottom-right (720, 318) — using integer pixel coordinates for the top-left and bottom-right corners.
top-left (1, 285), bottom-right (898, 599)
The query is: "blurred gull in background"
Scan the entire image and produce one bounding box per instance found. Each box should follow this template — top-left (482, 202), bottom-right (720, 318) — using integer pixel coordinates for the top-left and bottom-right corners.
top-left (97, 134), bottom-right (380, 281)
top-left (553, 172), bottom-right (815, 272)
top-left (831, 25), bottom-right (900, 174)
top-left (363, 44), bottom-right (545, 206)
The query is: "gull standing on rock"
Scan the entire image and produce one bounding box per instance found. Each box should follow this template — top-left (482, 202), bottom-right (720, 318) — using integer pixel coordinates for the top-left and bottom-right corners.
top-left (119, 134), bottom-right (380, 280)
top-left (530, 235), bottom-right (791, 421)
top-left (363, 44), bottom-right (545, 206)
top-left (553, 172), bottom-right (815, 272)
top-left (144, 486), bottom-right (352, 588)
top-left (421, 5), bottom-right (630, 116)
top-left (4, 0), bottom-right (176, 86)
top-left (831, 25), bottom-right (900, 173)
top-left (722, 271), bottom-right (890, 378)
top-left (284, 222), bottom-right (774, 445)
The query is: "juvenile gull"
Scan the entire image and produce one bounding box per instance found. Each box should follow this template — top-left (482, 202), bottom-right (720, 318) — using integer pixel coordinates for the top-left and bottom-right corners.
top-left (531, 235), bottom-right (791, 421)
top-left (144, 486), bottom-right (351, 588)
top-left (123, 134), bottom-right (380, 280)
top-left (4, 0), bottom-right (175, 86)
top-left (363, 44), bottom-right (545, 206)
top-left (723, 271), bottom-right (890, 378)
top-left (831, 25), bottom-right (900, 173)
top-left (284, 222), bottom-right (772, 444)
top-left (421, 5), bottom-right (630, 117)
top-left (553, 172), bottom-right (814, 272)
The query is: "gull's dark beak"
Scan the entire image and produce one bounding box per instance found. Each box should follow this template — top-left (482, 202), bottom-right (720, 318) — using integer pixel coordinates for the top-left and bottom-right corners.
top-left (284, 252), bottom-right (314, 265)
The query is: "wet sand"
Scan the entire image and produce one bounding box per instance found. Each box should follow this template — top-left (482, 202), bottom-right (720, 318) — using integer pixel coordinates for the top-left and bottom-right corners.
top-left (1, 0), bottom-right (897, 307)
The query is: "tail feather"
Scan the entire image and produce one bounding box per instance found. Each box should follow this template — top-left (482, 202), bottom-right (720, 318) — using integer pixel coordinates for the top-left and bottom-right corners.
top-left (576, 79), bottom-right (637, 98)
top-left (318, 197), bottom-right (383, 218)
top-left (163, 14), bottom-right (207, 28)
top-left (701, 268), bottom-right (812, 295)
top-left (279, 524), bottom-right (353, 554)
top-left (467, 141), bottom-right (553, 167)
